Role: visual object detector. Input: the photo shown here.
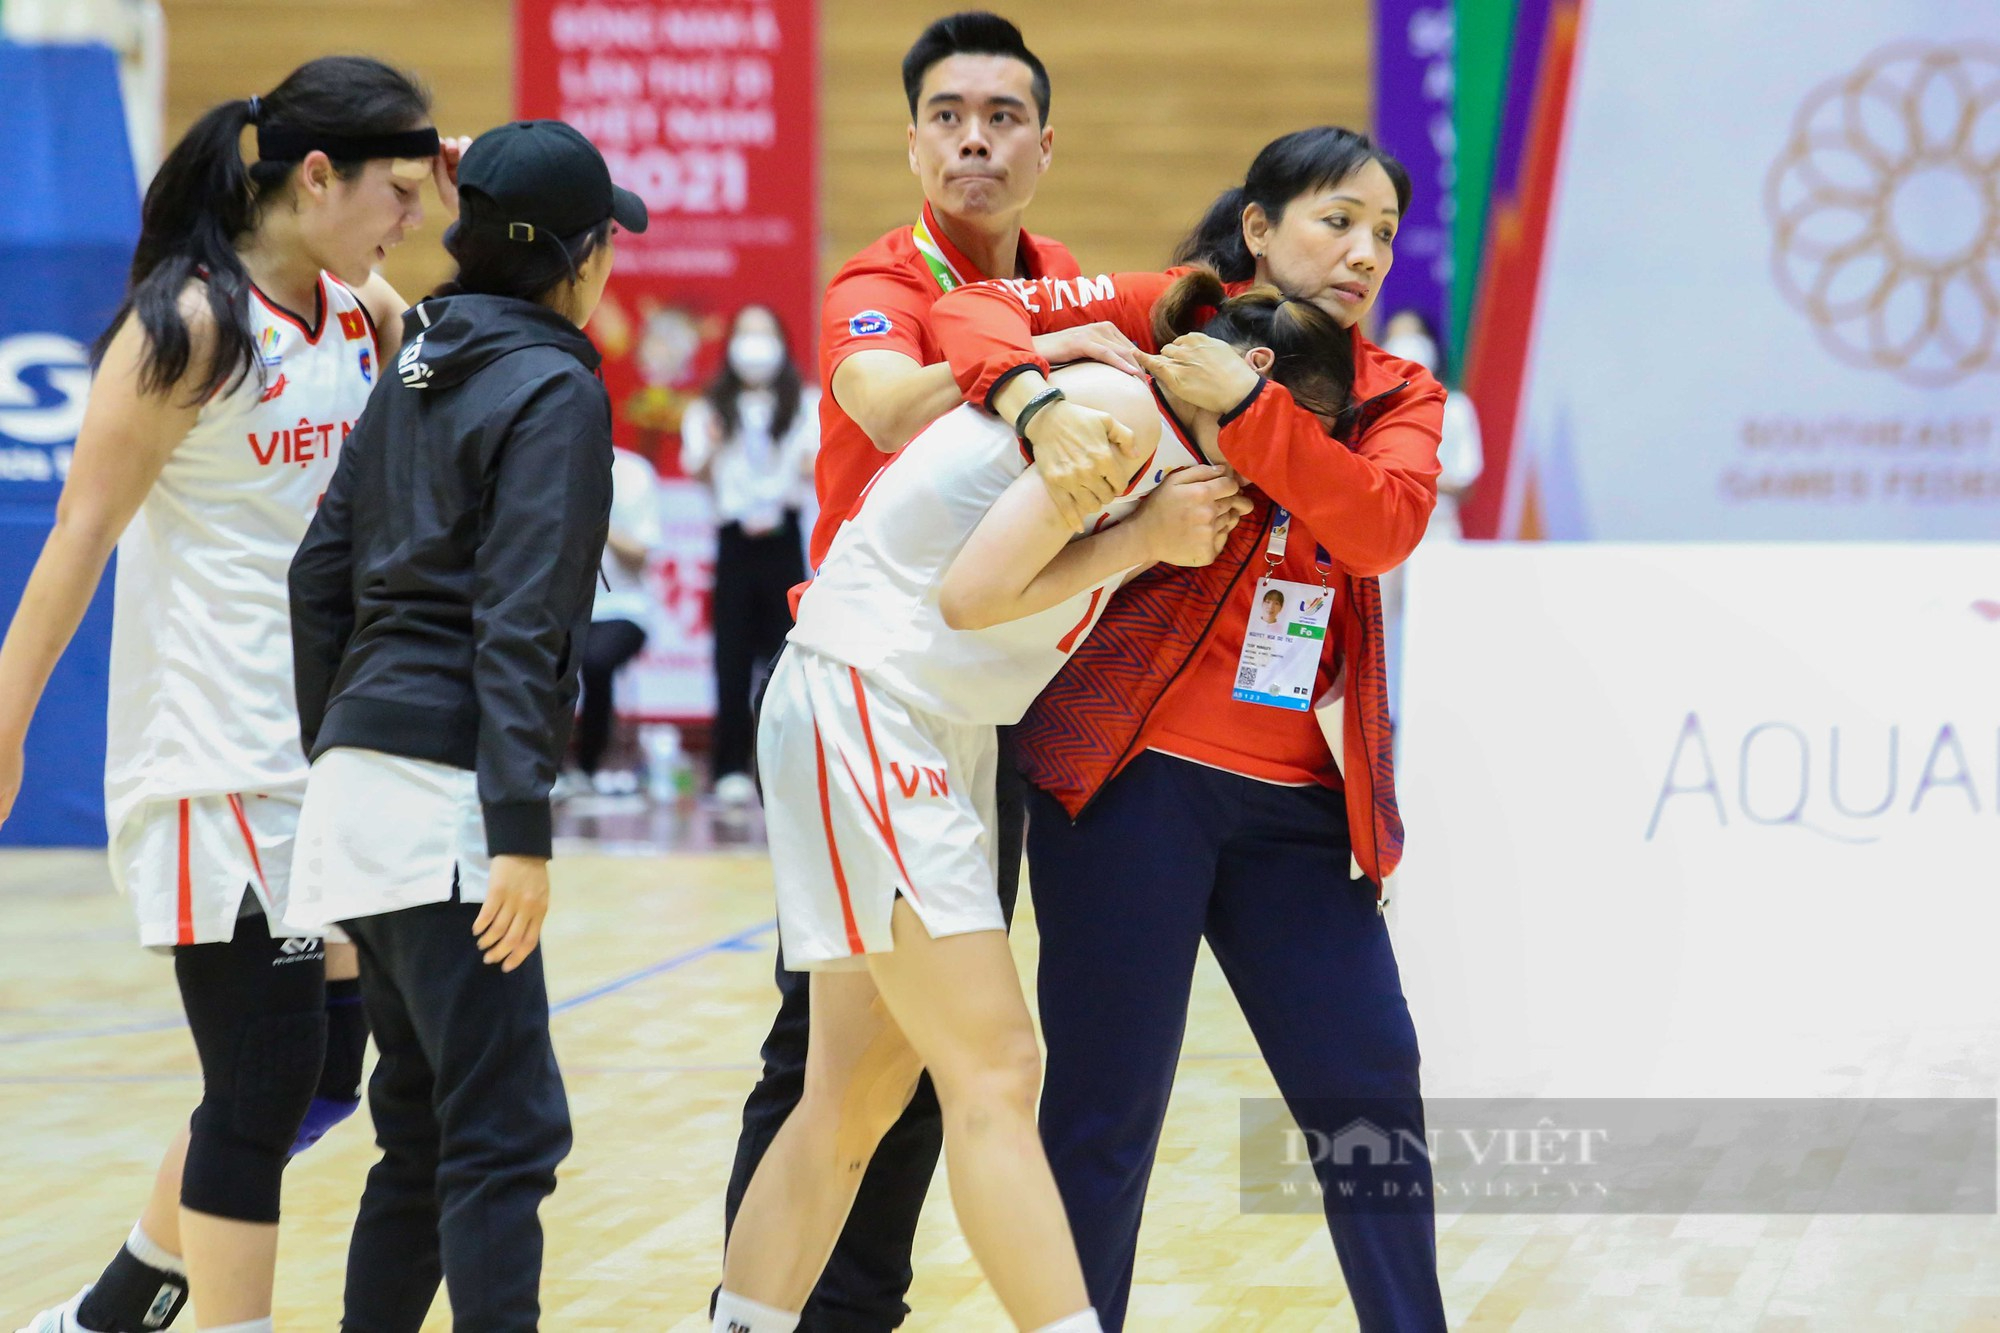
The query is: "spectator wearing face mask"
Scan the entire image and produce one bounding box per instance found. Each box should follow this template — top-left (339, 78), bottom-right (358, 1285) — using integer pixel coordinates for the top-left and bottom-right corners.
top-left (680, 304), bottom-right (820, 806)
top-left (1378, 309), bottom-right (1483, 726)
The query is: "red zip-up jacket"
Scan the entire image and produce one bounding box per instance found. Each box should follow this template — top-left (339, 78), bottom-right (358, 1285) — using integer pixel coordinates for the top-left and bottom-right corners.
top-left (930, 269), bottom-right (1444, 882)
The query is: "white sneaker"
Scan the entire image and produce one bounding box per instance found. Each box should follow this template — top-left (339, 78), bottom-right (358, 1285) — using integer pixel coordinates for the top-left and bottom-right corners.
top-left (16, 1287), bottom-right (89, 1333)
top-left (713, 771), bottom-right (758, 807)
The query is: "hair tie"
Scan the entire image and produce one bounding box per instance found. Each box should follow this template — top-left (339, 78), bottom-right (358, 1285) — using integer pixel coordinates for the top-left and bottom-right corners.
top-left (245, 96), bottom-right (262, 124)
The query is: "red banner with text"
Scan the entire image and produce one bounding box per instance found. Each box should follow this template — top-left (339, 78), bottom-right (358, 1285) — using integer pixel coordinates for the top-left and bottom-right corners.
top-left (516, 0), bottom-right (818, 725)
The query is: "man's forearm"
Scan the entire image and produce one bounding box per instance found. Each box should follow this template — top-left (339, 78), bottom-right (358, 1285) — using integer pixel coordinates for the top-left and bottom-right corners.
top-left (837, 358), bottom-right (964, 453)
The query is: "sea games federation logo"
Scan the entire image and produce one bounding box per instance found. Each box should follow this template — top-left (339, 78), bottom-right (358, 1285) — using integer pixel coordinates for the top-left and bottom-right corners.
top-left (1765, 43), bottom-right (2000, 387)
top-left (0, 333), bottom-right (91, 446)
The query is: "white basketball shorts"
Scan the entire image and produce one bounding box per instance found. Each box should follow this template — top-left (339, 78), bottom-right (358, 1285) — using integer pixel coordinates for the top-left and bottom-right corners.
top-left (110, 786), bottom-right (316, 948)
top-left (757, 646), bottom-right (1002, 971)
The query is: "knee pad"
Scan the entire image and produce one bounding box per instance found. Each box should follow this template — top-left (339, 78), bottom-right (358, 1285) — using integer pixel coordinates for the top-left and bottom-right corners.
top-left (183, 1009), bottom-right (327, 1222)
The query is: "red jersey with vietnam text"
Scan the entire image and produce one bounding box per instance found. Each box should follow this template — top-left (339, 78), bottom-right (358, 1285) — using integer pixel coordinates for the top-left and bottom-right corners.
top-left (810, 201), bottom-right (1081, 572)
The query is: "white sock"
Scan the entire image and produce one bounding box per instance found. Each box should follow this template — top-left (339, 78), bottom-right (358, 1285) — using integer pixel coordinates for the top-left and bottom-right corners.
top-left (1030, 1312), bottom-right (1104, 1333)
top-left (125, 1220), bottom-right (187, 1276)
top-left (711, 1289), bottom-right (801, 1333)
top-left (197, 1321), bottom-right (272, 1333)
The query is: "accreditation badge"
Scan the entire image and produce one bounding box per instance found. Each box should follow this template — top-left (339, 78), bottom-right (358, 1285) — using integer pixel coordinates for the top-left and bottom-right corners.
top-left (1232, 576), bottom-right (1334, 710)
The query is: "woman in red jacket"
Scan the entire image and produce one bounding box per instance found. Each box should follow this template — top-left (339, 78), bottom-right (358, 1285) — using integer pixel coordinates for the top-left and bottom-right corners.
top-left (930, 126), bottom-right (1449, 1332)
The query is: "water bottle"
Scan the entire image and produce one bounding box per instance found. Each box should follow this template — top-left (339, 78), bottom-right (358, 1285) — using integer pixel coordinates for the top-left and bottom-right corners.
top-left (640, 724), bottom-right (684, 802)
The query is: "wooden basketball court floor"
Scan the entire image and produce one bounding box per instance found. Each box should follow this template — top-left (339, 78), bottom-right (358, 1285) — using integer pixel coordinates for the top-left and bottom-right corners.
top-left (5, 826), bottom-right (2000, 1331)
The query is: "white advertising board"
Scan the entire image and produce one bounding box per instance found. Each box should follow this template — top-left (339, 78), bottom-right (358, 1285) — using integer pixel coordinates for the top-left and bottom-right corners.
top-left (1395, 543), bottom-right (2000, 1097)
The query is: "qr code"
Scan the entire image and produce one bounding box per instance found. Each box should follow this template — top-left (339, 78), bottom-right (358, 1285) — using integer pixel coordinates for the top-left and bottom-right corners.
top-left (1235, 663), bottom-right (1258, 689)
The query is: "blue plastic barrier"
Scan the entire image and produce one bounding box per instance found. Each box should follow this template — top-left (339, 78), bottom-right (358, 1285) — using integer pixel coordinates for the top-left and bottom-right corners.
top-left (0, 40), bottom-right (141, 845)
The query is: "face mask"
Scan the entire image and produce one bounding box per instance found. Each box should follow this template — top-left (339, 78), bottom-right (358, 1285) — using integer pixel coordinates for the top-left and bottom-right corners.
top-left (728, 332), bottom-right (786, 385)
top-left (1383, 332), bottom-right (1438, 372)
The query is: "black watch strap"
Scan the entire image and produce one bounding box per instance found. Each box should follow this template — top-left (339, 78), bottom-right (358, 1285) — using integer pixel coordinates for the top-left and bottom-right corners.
top-left (1012, 385), bottom-right (1066, 452)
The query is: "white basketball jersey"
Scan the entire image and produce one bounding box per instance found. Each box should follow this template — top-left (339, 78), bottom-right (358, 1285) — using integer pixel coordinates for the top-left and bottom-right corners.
top-left (105, 275), bottom-right (381, 832)
top-left (790, 383), bottom-right (1207, 726)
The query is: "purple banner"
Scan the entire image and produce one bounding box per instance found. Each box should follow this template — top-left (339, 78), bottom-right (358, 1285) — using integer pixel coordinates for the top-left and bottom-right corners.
top-left (1373, 0), bottom-right (1455, 356)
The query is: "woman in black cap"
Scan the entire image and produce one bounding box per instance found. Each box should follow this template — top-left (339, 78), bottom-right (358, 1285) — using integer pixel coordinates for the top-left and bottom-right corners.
top-left (284, 119), bottom-right (647, 1333)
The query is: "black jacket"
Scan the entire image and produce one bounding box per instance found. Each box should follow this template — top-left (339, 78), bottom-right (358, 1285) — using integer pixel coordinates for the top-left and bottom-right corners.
top-left (290, 294), bottom-right (613, 858)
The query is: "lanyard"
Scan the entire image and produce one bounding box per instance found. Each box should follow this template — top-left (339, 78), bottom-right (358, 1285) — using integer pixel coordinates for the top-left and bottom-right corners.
top-left (1265, 507), bottom-right (1334, 587)
top-left (911, 208), bottom-right (965, 295)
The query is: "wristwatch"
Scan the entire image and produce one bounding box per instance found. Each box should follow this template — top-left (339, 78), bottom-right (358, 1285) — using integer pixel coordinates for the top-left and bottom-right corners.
top-left (1011, 385), bottom-right (1066, 458)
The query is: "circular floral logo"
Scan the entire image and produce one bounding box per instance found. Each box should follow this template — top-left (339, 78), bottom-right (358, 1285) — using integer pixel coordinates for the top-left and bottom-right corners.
top-left (1766, 43), bottom-right (2000, 386)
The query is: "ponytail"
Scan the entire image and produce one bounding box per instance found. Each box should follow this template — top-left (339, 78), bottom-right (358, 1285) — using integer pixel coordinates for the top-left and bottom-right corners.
top-left (94, 55), bottom-right (432, 404)
top-left (1150, 267), bottom-right (1357, 421)
top-left (1171, 187), bottom-right (1255, 283)
top-left (435, 203), bottom-right (613, 320)
top-left (99, 98), bottom-right (261, 401)
top-left (1150, 266), bottom-right (1229, 344)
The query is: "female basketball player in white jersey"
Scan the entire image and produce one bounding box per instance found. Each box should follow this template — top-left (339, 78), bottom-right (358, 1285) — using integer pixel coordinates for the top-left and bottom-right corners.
top-left (0, 57), bottom-right (456, 1333)
top-left (714, 276), bottom-right (1353, 1333)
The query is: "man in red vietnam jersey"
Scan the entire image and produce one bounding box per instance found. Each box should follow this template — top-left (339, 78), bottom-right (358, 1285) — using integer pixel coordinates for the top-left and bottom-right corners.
top-left (718, 14), bottom-right (1141, 1333)
top-left (804, 23), bottom-right (1148, 573)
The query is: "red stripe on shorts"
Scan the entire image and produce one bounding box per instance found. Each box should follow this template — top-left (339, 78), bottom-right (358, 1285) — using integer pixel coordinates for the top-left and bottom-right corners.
top-left (844, 666), bottom-right (923, 904)
top-left (1117, 447), bottom-right (1158, 497)
top-left (176, 799), bottom-right (194, 946)
top-left (226, 793), bottom-right (269, 893)
top-left (813, 721), bottom-right (866, 956)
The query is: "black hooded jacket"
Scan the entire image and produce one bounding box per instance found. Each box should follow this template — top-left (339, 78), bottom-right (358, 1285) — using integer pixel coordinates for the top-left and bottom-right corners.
top-left (289, 293), bottom-right (613, 859)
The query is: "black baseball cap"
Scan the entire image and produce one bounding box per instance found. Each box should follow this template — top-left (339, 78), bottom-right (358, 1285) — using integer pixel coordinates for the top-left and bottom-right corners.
top-left (457, 120), bottom-right (649, 240)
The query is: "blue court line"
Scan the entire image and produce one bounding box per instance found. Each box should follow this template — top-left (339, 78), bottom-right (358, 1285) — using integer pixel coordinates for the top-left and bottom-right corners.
top-left (548, 918), bottom-right (777, 1014)
top-left (0, 918), bottom-right (781, 1046)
